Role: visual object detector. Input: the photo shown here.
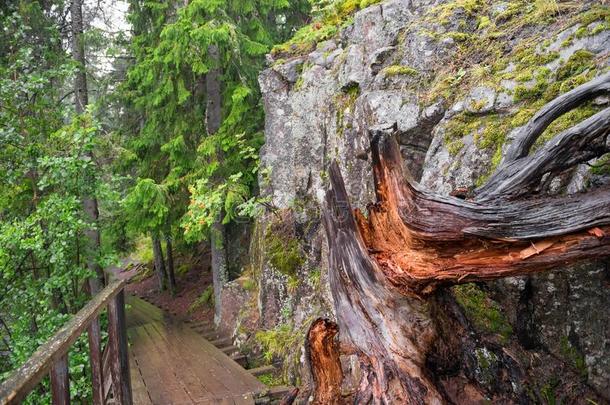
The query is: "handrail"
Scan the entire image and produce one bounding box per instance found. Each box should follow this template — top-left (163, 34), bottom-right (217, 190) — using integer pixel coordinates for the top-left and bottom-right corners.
top-left (0, 277), bottom-right (132, 405)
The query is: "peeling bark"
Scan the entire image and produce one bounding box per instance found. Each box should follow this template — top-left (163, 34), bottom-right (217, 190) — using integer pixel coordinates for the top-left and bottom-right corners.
top-left (318, 74), bottom-right (610, 403)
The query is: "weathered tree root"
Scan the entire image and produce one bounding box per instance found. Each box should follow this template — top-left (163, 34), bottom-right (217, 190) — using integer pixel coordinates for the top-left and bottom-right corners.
top-left (306, 319), bottom-right (343, 405)
top-left (310, 73), bottom-right (610, 403)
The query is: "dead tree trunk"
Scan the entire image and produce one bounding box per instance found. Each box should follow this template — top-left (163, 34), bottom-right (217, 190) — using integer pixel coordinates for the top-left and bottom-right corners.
top-left (315, 73), bottom-right (610, 404)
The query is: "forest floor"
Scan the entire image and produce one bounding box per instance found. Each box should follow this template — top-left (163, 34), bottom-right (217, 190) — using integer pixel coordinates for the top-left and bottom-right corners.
top-left (111, 252), bottom-right (215, 324)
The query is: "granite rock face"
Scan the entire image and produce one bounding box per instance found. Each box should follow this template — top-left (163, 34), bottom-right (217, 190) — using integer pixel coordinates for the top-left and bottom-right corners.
top-left (224, 0), bottom-right (610, 401)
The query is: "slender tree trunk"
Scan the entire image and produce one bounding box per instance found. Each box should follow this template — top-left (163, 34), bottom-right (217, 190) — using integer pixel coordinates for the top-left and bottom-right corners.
top-left (165, 235), bottom-right (176, 294)
top-left (312, 73), bottom-right (610, 404)
top-left (71, 0), bottom-right (104, 291)
top-left (205, 44), bottom-right (227, 325)
top-left (211, 218), bottom-right (227, 324)
top-left (152, 235), bottom-right (167, 291)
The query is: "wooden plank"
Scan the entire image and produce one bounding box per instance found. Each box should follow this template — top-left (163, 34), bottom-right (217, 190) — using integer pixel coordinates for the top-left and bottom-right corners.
top-left (140, 323), bottom-right (210, 401)
top-left (128, 325), bottom-right (193, 404)
top-left (169, 323), bottom-right (264, 395)
top-left (108, 290), bottom-right (133, 405)
top-left (196, 394), bottom-right (254, 405)
top-left (165, 326), bottom-right (252, 394)
top-left (126, 297), bottom-right (164, 323)
top-left (87, 316), bottom-right (103, 405)
top-left (247, 365), bottom-right (275, 377)
top-left (145, 322), bottom-right (231, 400)
top-left (231, 393), bottom-right (255, 405)
top-left (128, 352), bottom-right (152, 405)
top-left (102, 343), bottom-right (114, 401)
top-left (50, 355), bottom-right (69, 405)
top-left (0, 278), bottom-right (128, 405)
top-left (124, 297), bottom-right (265, 403)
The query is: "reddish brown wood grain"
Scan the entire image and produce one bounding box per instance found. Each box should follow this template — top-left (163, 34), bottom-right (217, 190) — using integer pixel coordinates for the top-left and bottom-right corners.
top-left (315, 73), bottom-right (610, 403)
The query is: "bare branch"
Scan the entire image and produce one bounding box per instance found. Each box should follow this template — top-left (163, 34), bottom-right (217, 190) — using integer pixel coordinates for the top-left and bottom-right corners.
top-left (502, 71), bottom-right (610, 164)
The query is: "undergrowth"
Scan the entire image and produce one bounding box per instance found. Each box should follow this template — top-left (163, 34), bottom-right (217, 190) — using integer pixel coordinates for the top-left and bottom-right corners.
top-left (188, 285), bottom-right (214, 312)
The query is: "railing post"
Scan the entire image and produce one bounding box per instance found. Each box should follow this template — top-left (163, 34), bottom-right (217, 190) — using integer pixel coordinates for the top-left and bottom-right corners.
top-left (49, 355), bottom-right (69, 405)
top-left (107, 290), bottom-right (132, 405)
top-left (87, 316), bottom-right (103, 405)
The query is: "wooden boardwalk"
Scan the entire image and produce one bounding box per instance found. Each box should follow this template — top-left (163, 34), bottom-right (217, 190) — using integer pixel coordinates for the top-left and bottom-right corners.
top-left (126, 296), bottom-right (266, 405)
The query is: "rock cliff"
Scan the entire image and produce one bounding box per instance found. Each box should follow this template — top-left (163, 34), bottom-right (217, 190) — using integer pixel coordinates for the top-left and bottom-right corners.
top-left (223, 1), bottom-right (610, 402)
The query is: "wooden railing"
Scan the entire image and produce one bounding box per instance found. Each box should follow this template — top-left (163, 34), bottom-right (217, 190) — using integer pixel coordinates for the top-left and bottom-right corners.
top-left (0, 278), bottom-right (133, 405)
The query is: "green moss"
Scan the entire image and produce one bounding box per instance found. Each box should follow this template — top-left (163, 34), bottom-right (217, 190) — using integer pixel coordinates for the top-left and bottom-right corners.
top-left (428, 0), bottom-right (486, 25)
top-left (560, 336), bottom-right (588, 379)
top-left (381, 65), bottom-right (419, 77)
top-left (447, 139), bottom-right (465, 156)
top-left (272, 23), bottom-right (338, 57)
top-left (590, 154), bottom-right (610, 176)
top-left (513, 79), bottom-right (547, 101)
top-left (271, 0), bottom-right (383, 57)
top-left (478, 15), bottom-right (491, 30)
top-left (294, 75), bottom-right (305, 91)
top-left (495, 3), bottom-right (521, 23)
top-left (453, 283), bottom-right (513, 343)
top-left (242, 278), bottom-right (257, 291)
top-left (287, 276), bottom-right (299, 293)
top-left (579, 5), bottom-right (610, 26)
top-left (445, 31), bottom-right (472, 42)
top-left (591, 22), bottom-right (609, 36)
top-left (531, 0), bottom-right (560, 21)
top-left (343, 81), bottom-right (360, 98)
top-left (535, 103), bottom-right (601, 148)
top-left (477, 117), bottom-right (508, 149)
top-left (256, 324), bottom-right (303, 363)
top-left (265, 231), bottom-right (304, 278)
top-left (555, 50), bottom-right (595, 81)
top-left (444, 112), bottom-right (480, 140)
top-left (575, 26), bottom-right (588, 39)
top-left (308, 268), bottom-right (321, 289)
top-left (257, 372), bottom-right (284, 387)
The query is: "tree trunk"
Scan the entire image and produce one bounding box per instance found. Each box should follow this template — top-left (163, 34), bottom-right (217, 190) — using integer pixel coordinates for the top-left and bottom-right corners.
top-left (152, 235), bottom-right (167, 291)
top-left (205, 44), bottom-right (227, 325)
top-left (313, 73), bottom-right (610, 403)
top-left (165, 235), bottom-right (176, 294)
top-left (70, 0), bottom-right (88, 114)
top-left (211, 218), bottom-right (227, 325)
top-left (71, 0), bottom-right (104, 291)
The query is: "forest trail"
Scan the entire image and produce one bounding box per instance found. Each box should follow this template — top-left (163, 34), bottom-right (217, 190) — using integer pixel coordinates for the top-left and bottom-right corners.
top-left (126, 296), bottom-right (265, 405)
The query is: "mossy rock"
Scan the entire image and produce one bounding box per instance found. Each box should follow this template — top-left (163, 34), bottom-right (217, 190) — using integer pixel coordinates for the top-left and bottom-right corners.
top-left (264, 212), bottom-right (305, 278)
top-left (453, 283), bottom-right (513, 343)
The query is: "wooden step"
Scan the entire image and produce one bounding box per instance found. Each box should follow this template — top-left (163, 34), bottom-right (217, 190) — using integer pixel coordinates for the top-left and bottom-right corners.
top-left (200, 330), bottom-right (223, 341)
top-left (247, 365), bottom-right (276, 377)
top-left (231, 353), bottom-right (247, 367)
top-left (221, 345), bottom-right (239, 355)
top-left (267, 386), bottom-right (296, 401)
top-left (189, 320), bottom-right (211, 328)
top-left (210, 336), bottom-right (232, 347)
